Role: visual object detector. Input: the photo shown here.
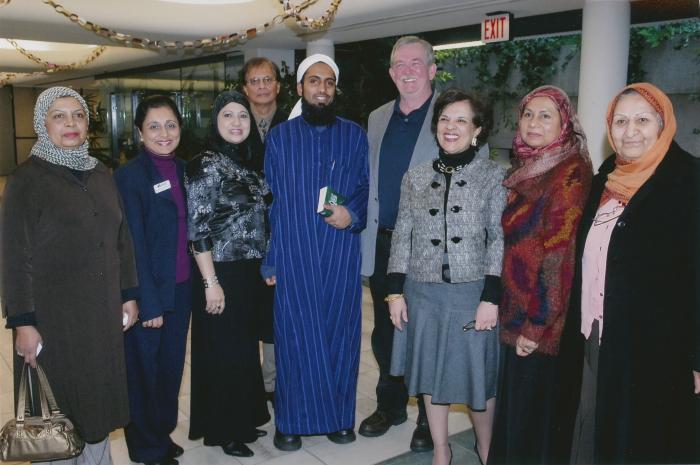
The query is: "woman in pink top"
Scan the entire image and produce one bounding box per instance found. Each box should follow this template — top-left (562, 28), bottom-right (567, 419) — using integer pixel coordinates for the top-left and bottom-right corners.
top-left (565, 83), bottom-right (699, 464)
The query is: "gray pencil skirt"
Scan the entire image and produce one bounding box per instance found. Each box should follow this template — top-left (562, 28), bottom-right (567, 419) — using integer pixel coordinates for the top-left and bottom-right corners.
top-left (390, 278), bottom-right (499, 410)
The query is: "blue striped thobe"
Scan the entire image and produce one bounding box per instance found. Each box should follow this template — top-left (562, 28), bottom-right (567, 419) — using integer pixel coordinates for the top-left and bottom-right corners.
top-left (263, 116), bottom-right (369, 435)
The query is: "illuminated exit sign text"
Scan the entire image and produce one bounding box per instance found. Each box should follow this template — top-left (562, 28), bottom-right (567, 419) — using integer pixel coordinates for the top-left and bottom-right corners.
top-left (482, 14), bottom-right (510, 43)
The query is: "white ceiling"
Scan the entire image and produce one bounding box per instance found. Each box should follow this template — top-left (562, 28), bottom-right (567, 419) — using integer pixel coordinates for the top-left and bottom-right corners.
top-left (0, 0), bottom-right (592, 86)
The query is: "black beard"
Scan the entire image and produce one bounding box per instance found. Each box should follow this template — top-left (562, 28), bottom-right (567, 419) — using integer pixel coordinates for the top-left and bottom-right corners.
top-left (301, 98), bottom-right (336, 126)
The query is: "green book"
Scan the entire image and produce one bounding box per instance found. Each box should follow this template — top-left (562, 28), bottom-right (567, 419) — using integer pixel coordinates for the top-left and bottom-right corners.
top-left (317, 186), bottom-right (345, 217)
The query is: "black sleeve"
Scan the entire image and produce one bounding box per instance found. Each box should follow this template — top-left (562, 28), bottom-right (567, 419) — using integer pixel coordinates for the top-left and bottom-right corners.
top-left (480, 275), bottom-right (502, 305)
top-left (386, 272), bottom-right (407, 296)
top-left (5, 311), bottom-right (37, 329)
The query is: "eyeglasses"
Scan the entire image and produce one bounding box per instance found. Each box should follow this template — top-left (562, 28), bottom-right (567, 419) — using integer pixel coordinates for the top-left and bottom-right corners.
top-left (246, 76), bottom-right (276, 87)
top-left (592, 205), bottom-right (624, 226)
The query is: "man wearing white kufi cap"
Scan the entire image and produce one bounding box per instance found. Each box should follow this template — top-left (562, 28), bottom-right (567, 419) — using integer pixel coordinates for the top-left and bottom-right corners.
top-left (261, 53), bottom-right (369, 451)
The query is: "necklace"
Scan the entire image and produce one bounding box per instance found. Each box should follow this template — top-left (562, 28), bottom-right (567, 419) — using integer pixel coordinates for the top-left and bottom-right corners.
top-left (436, 159), bottom-right (465, 174)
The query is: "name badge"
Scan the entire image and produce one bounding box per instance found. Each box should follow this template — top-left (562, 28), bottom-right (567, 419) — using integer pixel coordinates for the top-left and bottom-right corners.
top-left (153, 180), bottom-right (172, 194)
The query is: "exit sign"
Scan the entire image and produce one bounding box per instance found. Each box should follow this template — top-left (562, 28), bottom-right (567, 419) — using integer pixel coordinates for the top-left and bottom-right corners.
top-left (482, 14), bottom-right (510, 43)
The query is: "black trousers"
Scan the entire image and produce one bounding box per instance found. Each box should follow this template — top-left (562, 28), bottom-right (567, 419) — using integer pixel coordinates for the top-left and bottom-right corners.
top-left (369, 232), bottom-right (425, 420)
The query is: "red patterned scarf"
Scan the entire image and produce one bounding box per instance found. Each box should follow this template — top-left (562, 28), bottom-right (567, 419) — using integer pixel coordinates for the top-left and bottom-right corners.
top-left (504, 85), bottom-right (591, 189)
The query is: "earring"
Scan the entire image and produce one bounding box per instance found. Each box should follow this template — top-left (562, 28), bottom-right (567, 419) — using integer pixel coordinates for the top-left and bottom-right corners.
top-left (471, 136), bottom-right (478, 147)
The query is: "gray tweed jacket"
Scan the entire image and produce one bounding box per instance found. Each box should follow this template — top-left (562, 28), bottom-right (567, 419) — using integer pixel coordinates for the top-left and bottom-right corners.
top-left (387, 151), bottom-right (507, 283)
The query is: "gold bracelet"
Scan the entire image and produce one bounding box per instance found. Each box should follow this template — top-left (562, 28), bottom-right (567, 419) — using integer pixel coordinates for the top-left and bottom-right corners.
top-left (384, 293), bottom-right (404, 303)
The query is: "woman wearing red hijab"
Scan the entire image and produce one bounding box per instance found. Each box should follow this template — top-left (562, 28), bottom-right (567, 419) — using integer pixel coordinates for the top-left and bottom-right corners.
top-left (490, 85), bottom-right (592, 465)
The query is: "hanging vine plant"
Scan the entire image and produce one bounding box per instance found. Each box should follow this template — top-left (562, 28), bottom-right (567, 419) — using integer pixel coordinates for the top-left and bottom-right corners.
top-left (436, 20), bottom-right (699, 132)
top-left (435, 34), bottom-right (580, 129)
top-left (627, 20), bottom-right (700, 83)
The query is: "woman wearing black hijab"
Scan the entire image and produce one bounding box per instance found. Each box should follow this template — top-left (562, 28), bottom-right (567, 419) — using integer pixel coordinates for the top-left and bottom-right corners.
top-left (185, 91), bottom-right (270, 458)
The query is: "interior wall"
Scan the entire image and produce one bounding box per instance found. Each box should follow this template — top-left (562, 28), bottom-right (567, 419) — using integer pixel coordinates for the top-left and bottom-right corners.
top-left (0, 87), bottom-right (16, 176)
top-left (13, 87), bottom-right (40, 166)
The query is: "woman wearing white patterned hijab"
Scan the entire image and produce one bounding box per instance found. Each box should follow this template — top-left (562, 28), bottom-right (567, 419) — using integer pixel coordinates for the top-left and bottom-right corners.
top-left (30, 86), bottom-right (98, 170)
top-left (2, 86), bottom-right (140, 465)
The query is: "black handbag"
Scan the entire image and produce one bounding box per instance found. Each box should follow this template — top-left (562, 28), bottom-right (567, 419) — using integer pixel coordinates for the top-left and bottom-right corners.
top-left (0, 362), bottom-right (85, 461)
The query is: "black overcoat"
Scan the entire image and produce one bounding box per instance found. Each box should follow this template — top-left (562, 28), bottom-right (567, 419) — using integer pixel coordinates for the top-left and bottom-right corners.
top-left (561, 141), bottom-right (699, 464)
top-left (1, 157), bottom-right (138, 442)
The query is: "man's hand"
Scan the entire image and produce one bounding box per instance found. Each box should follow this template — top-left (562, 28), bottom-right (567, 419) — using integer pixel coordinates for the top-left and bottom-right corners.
top-left (693, 370), bottom-right (699, 394)
top-left (15, 326), bottom-right (43, 368)
top-left (324, 204), bottom-right (352, 229)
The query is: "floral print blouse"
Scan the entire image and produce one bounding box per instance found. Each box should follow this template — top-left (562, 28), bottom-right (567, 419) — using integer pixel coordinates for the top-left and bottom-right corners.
top-left (185, 150), bottom-right (270, 262)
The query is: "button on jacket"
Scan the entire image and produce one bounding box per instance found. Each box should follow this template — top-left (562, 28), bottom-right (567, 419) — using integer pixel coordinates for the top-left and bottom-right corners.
top-left (388, 151), bottom-right (507, 283)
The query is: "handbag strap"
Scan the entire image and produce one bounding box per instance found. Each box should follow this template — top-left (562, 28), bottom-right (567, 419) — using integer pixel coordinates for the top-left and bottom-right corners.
top-left (15, 362), bottom-right (29, 422)
top-left (15, 362), bottom-right (62, 424)
top-left (34, 363), bottom-right (62, 416)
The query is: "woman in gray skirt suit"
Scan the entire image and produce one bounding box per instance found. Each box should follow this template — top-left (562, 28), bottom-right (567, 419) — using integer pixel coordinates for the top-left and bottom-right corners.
top-left (388, 88), bottom-right (506, 465)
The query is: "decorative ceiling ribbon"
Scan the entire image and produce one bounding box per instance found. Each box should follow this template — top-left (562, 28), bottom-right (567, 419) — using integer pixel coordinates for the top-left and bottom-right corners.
top-left (40, 0), bottom-right (343, 52)
top-left (0, 0), bottom-right (342, 85)
top-left (7, 39), bottom-right (107, 72)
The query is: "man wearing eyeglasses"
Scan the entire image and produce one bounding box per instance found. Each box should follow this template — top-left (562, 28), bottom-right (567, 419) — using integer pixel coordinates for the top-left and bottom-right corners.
top-left (242, 57), bottom-right (287, 142)
top-left (241, 56), bottom-right (287, 408)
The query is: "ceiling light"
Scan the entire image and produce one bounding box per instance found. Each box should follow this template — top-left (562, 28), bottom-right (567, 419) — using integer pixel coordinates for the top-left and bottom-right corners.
top-left (433, 40), bottom-right (484, 51)
top-left (158, 0), bottom-right (253, 4)
top-left (0, 39), bottom-right (98, 51)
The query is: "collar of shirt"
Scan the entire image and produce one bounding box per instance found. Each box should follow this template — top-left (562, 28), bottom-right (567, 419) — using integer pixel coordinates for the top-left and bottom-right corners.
top-left (392, 91), bottom-right (433, 122)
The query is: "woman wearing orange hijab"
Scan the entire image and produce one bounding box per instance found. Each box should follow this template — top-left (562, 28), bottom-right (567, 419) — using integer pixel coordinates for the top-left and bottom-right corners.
top-left (566, 83), bottom-right (699, 464)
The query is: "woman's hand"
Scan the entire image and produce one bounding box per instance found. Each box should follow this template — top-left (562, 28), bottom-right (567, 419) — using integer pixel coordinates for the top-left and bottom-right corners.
top-left (15, 326), bottom-right (43, 368)
top-left (265, 276), bottom-right (276, 286)
top-left (474, 301), bottom-right (498, 331)
top-left (122, 300), bottom-right (139, 331)
top-left (388, 296), bottom-right (408, 331)
top-left (142, 316), bottom-right (163, 328)
top-left (205, 284), bottom-right (225, 314)
top-left (516, 334), bottom-right (539, 357)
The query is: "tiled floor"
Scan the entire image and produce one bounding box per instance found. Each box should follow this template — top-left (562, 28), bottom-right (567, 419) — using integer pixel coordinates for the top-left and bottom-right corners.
top-left (0, 288), bottom-right (482, 465)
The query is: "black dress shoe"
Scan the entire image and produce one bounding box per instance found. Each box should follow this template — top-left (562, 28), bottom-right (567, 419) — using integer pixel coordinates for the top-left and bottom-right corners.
top-left (221, 441), bottom-right (254, 457)
top-left (359, 410), bottom-right (408, 437)
top-left (243, 428), bottom-right (269, 444)
top-left (143, 459), bottom-right (178, 465)
top-left (327, 429), bottom-right (356, 444)
top-left (168, 442), bottom-right (184, 458)
top-left (410, 415), bottom-right (433, 452)
top-left (273, 429), bottom-right (301, 451)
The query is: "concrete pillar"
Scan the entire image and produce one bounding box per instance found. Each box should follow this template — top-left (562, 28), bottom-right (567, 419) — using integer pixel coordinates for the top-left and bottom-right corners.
top-left (577, 0), bottom-right (630, 170)
top-left (305, 39), bottom-right (335, 59)
top-left (243, 47), bottom-right (296, 74)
